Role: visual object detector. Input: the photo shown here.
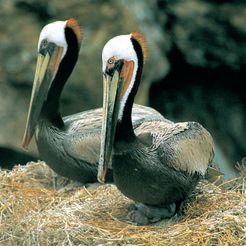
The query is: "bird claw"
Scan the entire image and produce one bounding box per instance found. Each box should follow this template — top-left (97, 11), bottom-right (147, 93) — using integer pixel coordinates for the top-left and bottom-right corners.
top-left (84, 182), bottom-right (102, 189)
top-left (127, 209), bottom-right (149, 225)
top-left (127, 202), bottom-right (177, 225)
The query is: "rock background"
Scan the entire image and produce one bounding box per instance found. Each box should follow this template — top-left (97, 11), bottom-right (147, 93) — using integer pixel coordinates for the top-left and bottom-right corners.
top-left (0, 0), bottom-right (245, 178)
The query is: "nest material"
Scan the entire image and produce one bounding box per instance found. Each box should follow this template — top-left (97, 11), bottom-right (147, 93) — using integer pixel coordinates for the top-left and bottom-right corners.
top-left (0, 162), bottom-right (245, 245)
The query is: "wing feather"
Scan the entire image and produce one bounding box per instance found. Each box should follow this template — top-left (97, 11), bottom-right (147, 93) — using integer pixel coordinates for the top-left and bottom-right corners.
top-left (63, 104), bottom-right (166, 166)
top-left (136, 121), bottom-right (214, 175)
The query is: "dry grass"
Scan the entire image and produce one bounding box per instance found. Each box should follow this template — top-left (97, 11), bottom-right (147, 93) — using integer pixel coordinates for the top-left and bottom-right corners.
top-left (0, 162), bottom-right (245, 245)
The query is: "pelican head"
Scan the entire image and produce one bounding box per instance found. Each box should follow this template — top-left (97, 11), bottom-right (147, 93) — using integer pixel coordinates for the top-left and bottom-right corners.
top-left (98, 32), bottom-right (146, 183)
top-left (22, 19), bottom-right (82, 148)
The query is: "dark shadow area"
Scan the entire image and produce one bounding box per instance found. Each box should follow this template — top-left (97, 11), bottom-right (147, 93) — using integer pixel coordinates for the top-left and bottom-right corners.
top-left (0, 147), bottom-right (37, 169)
top-left (15, 1), bottom-right (52, 23)
top-left (149, 47), bottom-right (245, 174)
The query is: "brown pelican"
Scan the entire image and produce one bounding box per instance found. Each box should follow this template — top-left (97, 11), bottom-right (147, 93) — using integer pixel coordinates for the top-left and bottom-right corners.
top-left (98, 32), bottom-right (215, 224)
top-left (22, 19), bottom-right (165, 184)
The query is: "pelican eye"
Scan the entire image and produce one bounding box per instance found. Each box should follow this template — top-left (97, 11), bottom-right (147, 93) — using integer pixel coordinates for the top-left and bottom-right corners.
top-left (106, 57), bottom-right (117, 76)
top-left (107, 58), bottom-right (115, 65)
top-left (40, 39), bottom-right (48, 49)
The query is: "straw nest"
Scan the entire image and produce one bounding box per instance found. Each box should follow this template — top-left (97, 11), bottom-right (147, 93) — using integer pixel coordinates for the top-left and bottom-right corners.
top-left (0, 161), bottom-right (245, 245)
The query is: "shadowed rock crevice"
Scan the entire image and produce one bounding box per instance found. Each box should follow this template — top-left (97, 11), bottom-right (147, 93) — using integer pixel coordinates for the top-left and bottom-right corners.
top-left (149, 46), bottom-right (245, 175)
top-left (15, 1), bottom-right (52, 23)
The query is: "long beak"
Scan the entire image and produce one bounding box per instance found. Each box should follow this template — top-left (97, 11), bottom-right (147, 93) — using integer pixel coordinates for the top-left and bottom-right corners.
top-left (22, 44), bottom-right (64, 149)
top-left (98, 60), bottom-right (134, 183)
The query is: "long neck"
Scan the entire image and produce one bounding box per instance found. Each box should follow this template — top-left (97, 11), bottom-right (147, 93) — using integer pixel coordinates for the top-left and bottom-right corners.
top-left (115, 38), bottom-right (144, 143)
top-left (41, 27), bottom-right (79, 128)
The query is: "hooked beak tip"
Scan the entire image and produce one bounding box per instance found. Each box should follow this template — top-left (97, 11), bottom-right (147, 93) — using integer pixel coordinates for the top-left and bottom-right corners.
top-left (21, 133), bottom-right (30, 150)
top-left (97, 170), bottom-right (106, 184)
top-left (22, 142), bottom-right (29, 150)
top-left (97, 161), bottom-right (107, 184)
top-left (97, 175), bottom-right (105, 184)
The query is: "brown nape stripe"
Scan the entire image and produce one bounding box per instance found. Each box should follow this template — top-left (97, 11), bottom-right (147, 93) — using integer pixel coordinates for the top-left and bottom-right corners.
top-left (130, 36), bottom-right (144, 86)
top-left (131, 36), bottom-right (144, 68)
top-left (114, 36), bottom-right (145, 142)
top-left (131, 32), bottom-right (147, 63)
top-left (66, 19), bottom-right (83, 47)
